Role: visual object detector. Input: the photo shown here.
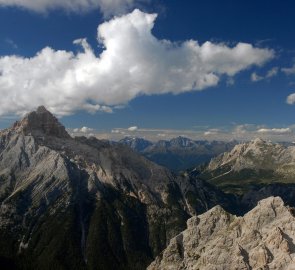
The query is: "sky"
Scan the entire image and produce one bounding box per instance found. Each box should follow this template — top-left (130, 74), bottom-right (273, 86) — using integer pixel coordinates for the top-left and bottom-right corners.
top-left (0, 0), bottom-right (295, 141)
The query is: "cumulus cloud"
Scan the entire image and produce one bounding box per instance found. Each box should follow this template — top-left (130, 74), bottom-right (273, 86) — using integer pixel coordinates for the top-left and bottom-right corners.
top-left (0, 9), bottom-right (274, 117)
top-left (0, 0), bottom-right (146, 17)
top-left (257, 128), bottom-right (292, 135)
top-left (73, 126), bottom-right (94, 133)
top-left (127, 126), bottom-right (138, 131)
top-left (81, 126), bottom-right (94, 133)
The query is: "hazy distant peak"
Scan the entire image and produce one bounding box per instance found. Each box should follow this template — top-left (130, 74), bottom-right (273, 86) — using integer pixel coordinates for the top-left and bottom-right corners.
top-left (170, 136), bottom-right (195, 147)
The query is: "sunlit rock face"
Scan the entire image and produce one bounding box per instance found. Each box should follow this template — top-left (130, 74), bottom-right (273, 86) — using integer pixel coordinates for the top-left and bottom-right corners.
top-left (148, 196), bottom-right (295, 270)
top-left (198, 138), bottom-right (295, 194)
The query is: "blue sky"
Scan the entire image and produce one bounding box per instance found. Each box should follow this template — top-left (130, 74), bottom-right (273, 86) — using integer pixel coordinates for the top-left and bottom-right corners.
top-left (0, 0), bottom-right (295, 141)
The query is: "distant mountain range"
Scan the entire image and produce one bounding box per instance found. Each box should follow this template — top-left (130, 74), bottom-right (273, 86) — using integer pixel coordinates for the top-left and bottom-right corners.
top-left (119, 136), bottom-right (237, 172)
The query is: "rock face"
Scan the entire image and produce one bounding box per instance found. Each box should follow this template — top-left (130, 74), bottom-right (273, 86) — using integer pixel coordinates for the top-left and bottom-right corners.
top-left (148, 196), bottom-right (295, 270)
top-left (199, 138), bottom-right (295, 194)
top-left (119, 136), bottom-right (237, 172)
top-left (0, 107), bottom-right (234, 270)
top-left (205, 138), bottom-right (287, 172)
top-left (118, 137), bottom-right (153, 152)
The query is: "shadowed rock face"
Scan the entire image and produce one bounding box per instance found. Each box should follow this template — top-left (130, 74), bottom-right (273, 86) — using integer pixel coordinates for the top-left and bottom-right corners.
top-left (0, 107), bottom-right (234, 270)
top-left (148, 197), bottom-right (295, 270)
top-left (240, 183), bottom-right (295, 212)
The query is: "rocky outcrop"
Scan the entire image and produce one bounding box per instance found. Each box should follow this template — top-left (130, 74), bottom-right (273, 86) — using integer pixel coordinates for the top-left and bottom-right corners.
top-left (148, 196), bottom-right (295, 270)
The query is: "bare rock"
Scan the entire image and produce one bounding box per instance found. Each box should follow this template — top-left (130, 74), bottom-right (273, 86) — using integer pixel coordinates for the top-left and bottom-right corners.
top-left (148, 197), bottom-right (295, 270)
top-left (12, 106), bottom-right (70, 139)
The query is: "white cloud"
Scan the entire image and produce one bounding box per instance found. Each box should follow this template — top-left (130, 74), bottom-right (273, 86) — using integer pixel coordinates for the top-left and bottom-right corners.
top-left (204, 129), bottom-right (220, 136)
top-left (127, 126), bottom-right (138, 131)
top-left (282, 64), bottom-right (295, 75)
top-left (257, 128), bottom-right (292, 135)
top-left (79, 124), bottom-right (295, 142)
top-left (0, 9), bottom-right (274, 117)
top-left (229, 125), bottom-right (295, 142)
top-left (232, 124), bottom-right (264, 136)
top-left (231, 124), bottom-right (293, 138)
top-left (73, 126), bottom-right (94, 133)
top-left (81, 126), bottom-right (94, 133)
top-left (204, 131), bottom-right (215, 136)
top-left (111, 129), bottom-right (120, 134)
top-left (287, 93), bottom-right (295, 105)
top-left (0, 0), bottom-right (146, 17)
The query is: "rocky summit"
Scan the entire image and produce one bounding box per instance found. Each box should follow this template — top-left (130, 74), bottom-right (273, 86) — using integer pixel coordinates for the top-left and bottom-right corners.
top-left (12, 106), bottom-right (70, 139)
top-left (198, 138), bottom-right (295, 194)
top-left (0, 107), bottom-right (234, 270)
top-left (148, 196), bottom-right (295, 270)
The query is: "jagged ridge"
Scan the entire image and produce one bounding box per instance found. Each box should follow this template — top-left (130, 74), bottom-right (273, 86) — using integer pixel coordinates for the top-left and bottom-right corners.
top-left (119, 136), bottom-right (237, 172)
top-left (148, 196), bottom-right (295, 270)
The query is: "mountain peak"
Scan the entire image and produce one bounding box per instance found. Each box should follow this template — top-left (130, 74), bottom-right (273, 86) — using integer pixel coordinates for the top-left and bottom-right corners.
top-left (36, 105), bottom-right (49, 114)
top-left (169, 136), bottom-right (194, 147)
top-left (12, 106), bottom-right (70, 139)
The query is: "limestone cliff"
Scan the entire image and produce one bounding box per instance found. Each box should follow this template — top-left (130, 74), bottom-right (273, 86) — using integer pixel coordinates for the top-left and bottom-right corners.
top-left (149, 197), bottom-right (295, 270)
